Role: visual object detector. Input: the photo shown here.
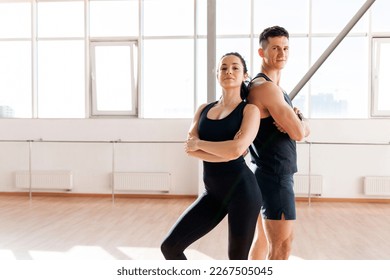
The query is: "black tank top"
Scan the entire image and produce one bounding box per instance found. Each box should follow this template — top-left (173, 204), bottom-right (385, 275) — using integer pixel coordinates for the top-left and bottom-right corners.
top-left (248, 73), bottom-right (297, 175)
top-left (198, 101), bottom-right (247, 175)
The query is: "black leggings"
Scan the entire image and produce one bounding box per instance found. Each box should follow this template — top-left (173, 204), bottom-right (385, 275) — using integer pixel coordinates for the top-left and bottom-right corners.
top-left (161, 167), bottom-right (261, 260)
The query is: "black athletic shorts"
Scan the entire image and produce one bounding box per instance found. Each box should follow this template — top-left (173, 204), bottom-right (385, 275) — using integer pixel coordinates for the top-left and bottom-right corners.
top-left (252, 167), bottom-right (296, 220)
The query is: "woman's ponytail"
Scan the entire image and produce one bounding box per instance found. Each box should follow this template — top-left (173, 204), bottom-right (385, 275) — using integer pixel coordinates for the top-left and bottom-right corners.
top-left (240, 81), bottom-right (249, 101)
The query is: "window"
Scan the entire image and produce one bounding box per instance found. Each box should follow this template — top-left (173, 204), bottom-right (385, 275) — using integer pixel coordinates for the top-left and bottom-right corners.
top-left (142, 0), bottom-right (195, 118)
top-left (142, 39), bottom-right (194, 118)
top-left (37, 1), bottom-right (84, 38)
top-left (0, 1), bottom-right (30, 38)
top-left (0, 41), bottom-right (31, 118)
top-left (37, 40), bottom-right (85, 118)
top-left (36, 0), bottom-right (85, 118)
top-left (216, 0), bottom-right (251, 36)
top-left (310, 37), bottom-right (368, 118)
top-left (90, 41), bottom-right (138, 116)
top-left (143, 0), bottom-right (194, 37)
top-left (371, 0), bottom-right (390, 33)
top-left (311, 0), bottom-right (368, 33)
top-left (253, 0), bottom-right (309, 34)
top-left (372, 38), bottom-right (390, 116)
top-left (89, 0), bottom-right (138, 37)
top-left (0, 1), bottom-right (31, 118)
top-left (0, 0), bottom-right (387, 120)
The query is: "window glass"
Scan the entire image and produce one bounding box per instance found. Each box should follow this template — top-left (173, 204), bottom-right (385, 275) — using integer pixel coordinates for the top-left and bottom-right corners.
top-left (216, 0), bottom-right (251, 35)
top-left (311, 0), bottom-right (368, 33)
top-left (196, 0), bottom-right (207, 36)
top-left (90, 0), bottom-right (139, 37)
top-left (371, 0), bottom-right (390, 33)
top-left (310, 37), bottom-right (368, 118)
top-left (37, 41), bottom-right (85, 118)
top-left (217, 38), bottom-right (251, 64)
top-left (143, 39), bottom-right (194, 118)
top-left (0, 2), bottom-right (31, 38)
top-left (144, 0), bottom-right (194, 36)
top-left (0, 42), bottom-right (32, 118)
top-left (37, 1), bottom-right (84, 37)
top-left (253, 0), bottom-right (309, 34)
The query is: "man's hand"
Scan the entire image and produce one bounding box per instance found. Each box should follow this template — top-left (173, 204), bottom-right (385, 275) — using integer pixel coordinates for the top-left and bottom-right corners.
top-left (274, 121), bottom-right (287, 133)
top-left (294, 107), bottom-right (304, 121)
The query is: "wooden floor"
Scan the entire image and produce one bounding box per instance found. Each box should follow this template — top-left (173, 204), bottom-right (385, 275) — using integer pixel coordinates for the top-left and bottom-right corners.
top-left (0, 195), bottom-right (389, 260)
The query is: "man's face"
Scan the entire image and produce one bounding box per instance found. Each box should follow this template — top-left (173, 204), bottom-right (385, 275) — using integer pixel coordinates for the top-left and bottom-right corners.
top-left (261, 36), bottom-right (289, 70)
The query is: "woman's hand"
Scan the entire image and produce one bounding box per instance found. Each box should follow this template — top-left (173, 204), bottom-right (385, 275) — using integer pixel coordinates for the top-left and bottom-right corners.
top-left (233, 129), bottom-right (243, 140)
top-left (185, 136), bottom-right (200, 153)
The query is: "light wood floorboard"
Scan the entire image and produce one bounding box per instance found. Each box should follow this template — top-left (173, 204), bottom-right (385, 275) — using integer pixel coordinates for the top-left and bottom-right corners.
top-left (0, 195), bottom-right (389, 260)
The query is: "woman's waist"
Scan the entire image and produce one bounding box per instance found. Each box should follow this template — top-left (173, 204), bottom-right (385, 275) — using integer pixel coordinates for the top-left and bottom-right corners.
top-left (203, 157), bottom-right (247, 175)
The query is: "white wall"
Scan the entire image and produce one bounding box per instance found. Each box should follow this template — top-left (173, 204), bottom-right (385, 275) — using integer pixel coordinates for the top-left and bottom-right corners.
top-left (0, 118), bottom-right (198, 195)
top-left (296, 119), bottom-right (390, 199)
top-left (0, 118), bottom-right (389, 198)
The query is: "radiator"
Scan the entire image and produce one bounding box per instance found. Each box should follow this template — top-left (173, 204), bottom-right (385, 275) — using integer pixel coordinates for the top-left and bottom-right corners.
top-left (364, 176), bottom-right (390, 196)
top-left (112, 172), bottom-right (171, 193)
top-left (15, 170), bottom-right (73, 191)
top-left (293, 174), bottom-right (323, 196)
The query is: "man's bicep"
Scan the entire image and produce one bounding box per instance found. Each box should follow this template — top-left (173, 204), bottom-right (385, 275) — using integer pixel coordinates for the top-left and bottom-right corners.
top-left (268, 98), bottom-right (294, 126)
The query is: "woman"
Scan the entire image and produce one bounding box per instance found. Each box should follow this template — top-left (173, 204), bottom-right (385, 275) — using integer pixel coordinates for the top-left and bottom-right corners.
top-left (161, 53), bottom-right (261, 260)
top-left (161, 52), bottom-right (262, 260)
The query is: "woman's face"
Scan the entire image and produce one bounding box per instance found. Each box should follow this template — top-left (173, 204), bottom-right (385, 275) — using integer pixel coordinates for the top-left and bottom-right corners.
top-left (217, 55), bottom-right (247, 90)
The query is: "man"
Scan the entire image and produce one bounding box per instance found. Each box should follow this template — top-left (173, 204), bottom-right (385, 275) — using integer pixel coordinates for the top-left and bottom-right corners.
top-left (247, 26), bottom-right (310, 260)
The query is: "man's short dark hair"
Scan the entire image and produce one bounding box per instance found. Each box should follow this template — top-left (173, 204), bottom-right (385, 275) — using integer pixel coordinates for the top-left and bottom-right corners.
top-left (259, 26), bottom-right (289, 49)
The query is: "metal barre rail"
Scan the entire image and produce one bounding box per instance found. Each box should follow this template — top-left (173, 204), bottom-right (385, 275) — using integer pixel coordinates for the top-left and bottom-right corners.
top-left (0, 139), bottom-right (185, 202)
top-left (298, 141), bottom-right (390, 146)
top-left (1, 140), bottom-right (389, 145)
top-left (0, 139), bottom-right (184, 144)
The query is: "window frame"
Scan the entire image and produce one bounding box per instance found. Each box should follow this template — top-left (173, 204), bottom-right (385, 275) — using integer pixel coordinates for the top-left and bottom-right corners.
top-left (89, 40), bottom-right (139, 117)
top-left (371, 37), bottom-right (390, 117)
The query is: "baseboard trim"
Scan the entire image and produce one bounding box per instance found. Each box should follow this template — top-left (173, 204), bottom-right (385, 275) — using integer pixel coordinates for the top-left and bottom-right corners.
top-left (0, 191), bottom-right (389, 203)
top-left (296, 197), bottom-right (390, 203)
top-left (0, 191), bottom-right (196, 200)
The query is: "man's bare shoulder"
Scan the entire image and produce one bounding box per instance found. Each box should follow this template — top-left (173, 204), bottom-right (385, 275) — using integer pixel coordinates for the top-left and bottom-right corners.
top-left (249, 78), bottom-right (279, 99)
top-left (249, 76), bottom-right (267, 88)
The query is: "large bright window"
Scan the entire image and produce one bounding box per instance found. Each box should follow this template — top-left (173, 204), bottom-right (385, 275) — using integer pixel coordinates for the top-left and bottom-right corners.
top-left (142, 0), bottom-right (194, 118)
top-left (36, 0), bottom-right (85, 118)
top-left (372, 38), bottom-right (390, 116)
top-left (0, 1), bottom-right (30, 38)
top-left (311, 0), bottom-right (368, 33)
top-left (0, 0), bottom-right (388, 119)
top-left (143, 0), bottom-right (194, 36)
top-left (0, 1), bottom-right (31, 118)
top-left (37, 40), bottom-right (85, 118)
top-left (37, 1), bottom-right (84, 38)
top-left (89, 0), bottom-right (139, 37)
top-left (143, 39), bottom-right (194, 118)
top-left (216, 0), bottom-right (251, 35)
top-left (0, 42), bottom-right (31, 118)
top-left (253, 0), bottom-right (309, 34)
top-left (310, 37), bottom-right (368, 118)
